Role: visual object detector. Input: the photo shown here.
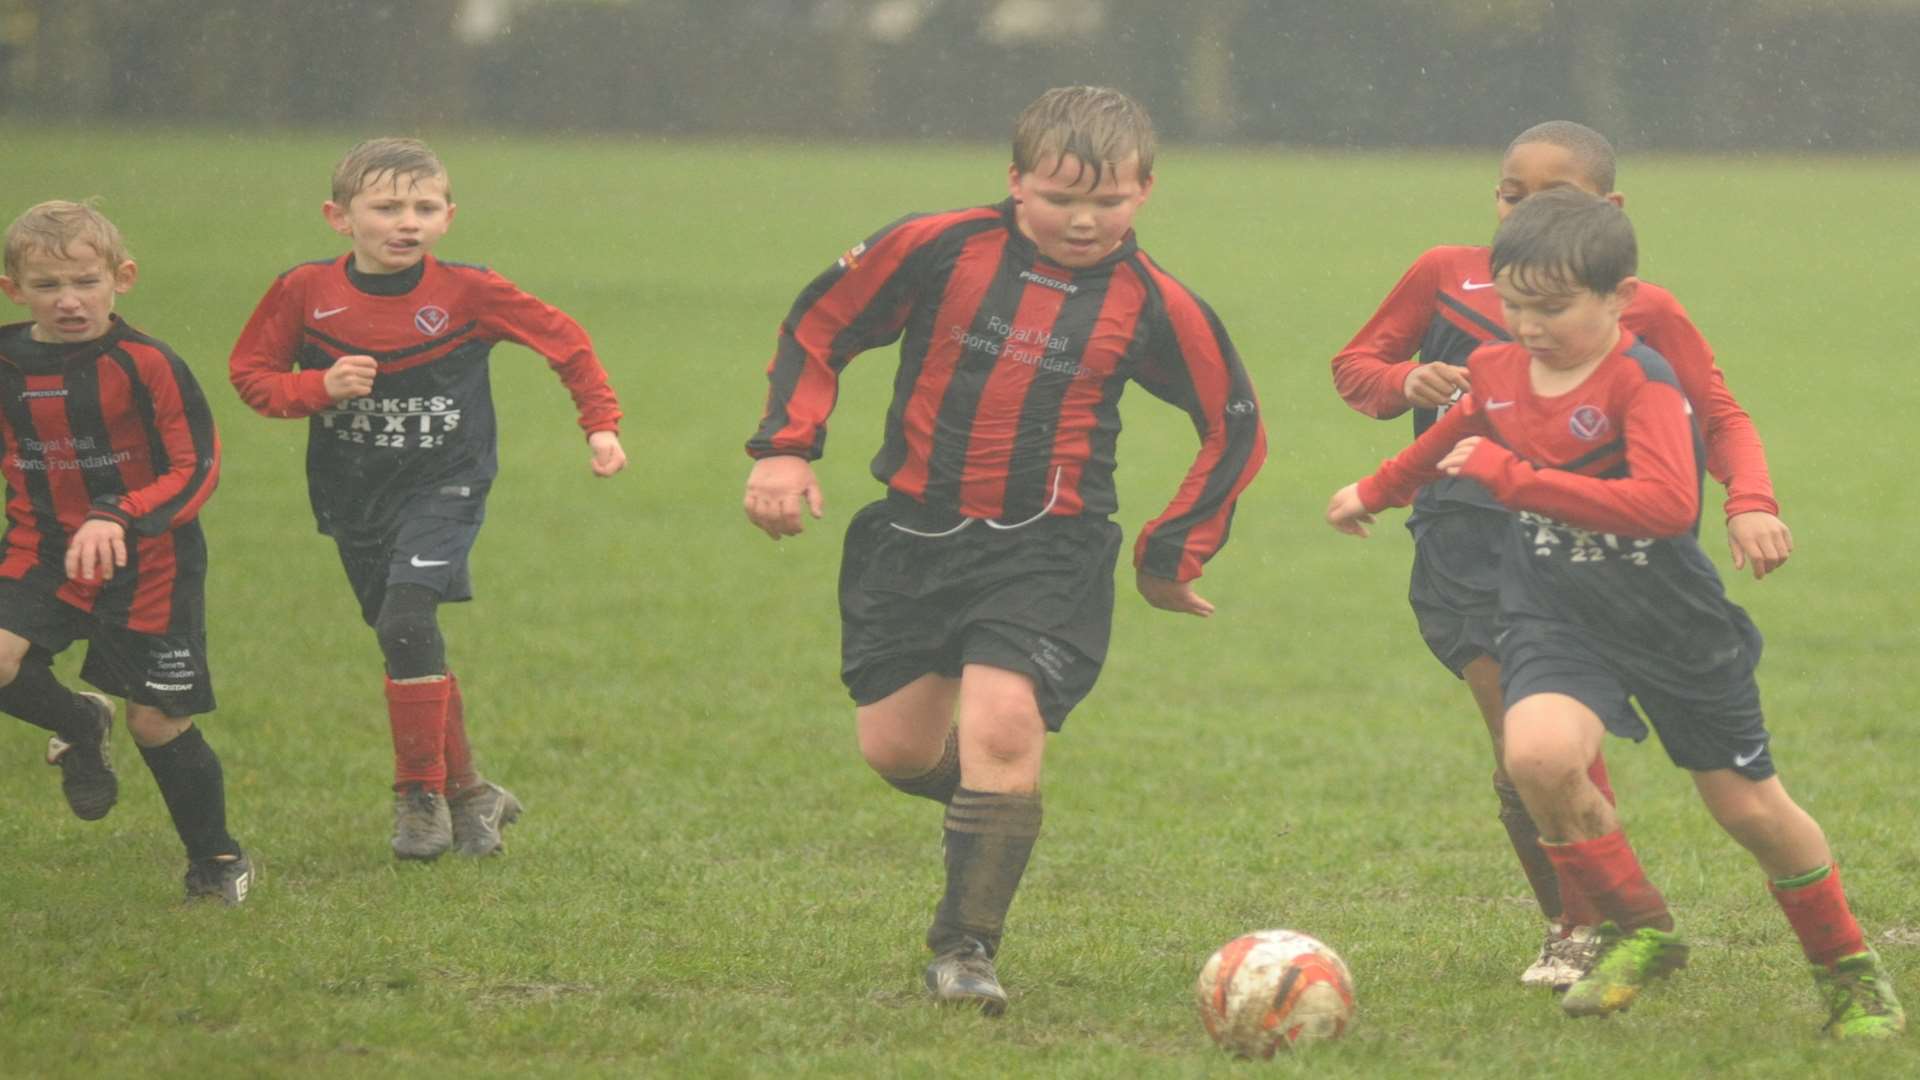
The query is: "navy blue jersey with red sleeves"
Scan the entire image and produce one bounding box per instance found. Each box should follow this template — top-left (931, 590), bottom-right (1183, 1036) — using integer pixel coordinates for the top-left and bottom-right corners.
top-left (1358, 334), bottom-right (1751, 661)
top-left (0, 319), bottom-right (219, 634)
top-left (747, 200), bottom-right (1267, 583)
top-left (228, 254), bottom-right (622, 541)
top-left (1331, 244), bottom-right (1776, 522)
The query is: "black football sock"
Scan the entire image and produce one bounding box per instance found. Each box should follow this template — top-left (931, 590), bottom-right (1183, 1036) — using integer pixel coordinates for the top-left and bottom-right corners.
top-left (884, 727), bottom-right (960, 805)
top-left (926, 787), bottom-right (1043, 958)
top-left (139, 725), bottom-right (239, 862)
top-left (0, 660), bottom-right (92, 737)
top-left (1496, 778), bottom-right (1564, 922)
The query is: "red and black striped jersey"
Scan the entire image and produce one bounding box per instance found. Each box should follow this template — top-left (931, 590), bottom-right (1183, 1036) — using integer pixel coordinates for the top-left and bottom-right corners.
top-left (228, 254), bottom-right (622, 540)
top-left (0, 318), bottom-right (219, 634)
top-left (1331, 244), bottom-right (1776, 520)
top-left (747, 200), bottom-right (1267, 582)
top-left (1359, 334), bottom-right (1745, 653)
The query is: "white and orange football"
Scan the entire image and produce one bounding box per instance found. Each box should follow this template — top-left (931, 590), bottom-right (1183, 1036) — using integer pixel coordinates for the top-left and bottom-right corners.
top-left (1195, 929), bottom-right (1355, 1056)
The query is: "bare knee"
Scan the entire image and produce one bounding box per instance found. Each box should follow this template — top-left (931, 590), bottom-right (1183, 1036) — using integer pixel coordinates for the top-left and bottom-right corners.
top-left (125, 703), bottom-right (192, 748)
top-left (855, 675), bottom-right (958, 776)
top-left (0, 632), bottom-right (32, 687)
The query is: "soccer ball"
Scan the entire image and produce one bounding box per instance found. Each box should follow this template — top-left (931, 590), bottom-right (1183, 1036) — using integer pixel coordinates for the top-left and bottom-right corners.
top-left (1195, 929), bottom-right (1355, 1057)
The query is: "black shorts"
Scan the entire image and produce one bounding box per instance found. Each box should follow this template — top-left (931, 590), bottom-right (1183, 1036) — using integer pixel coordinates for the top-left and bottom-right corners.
top-left (1407, 507), bottom-right (1506, 677)
top-left (1499, 615), bottom-right (1774, 779)
top-left (335, 494), bottom-right (485, 626)
top-left (838, 495), bottom-right (1121, 731)
top-left (0, 578), bottom-right (215, 717)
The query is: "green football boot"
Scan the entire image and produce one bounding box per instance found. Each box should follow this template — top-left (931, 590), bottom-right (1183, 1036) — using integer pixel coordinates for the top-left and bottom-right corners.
top-left (1815, 950), bottom-right (1905, 1040)
top-left (1560, 922), bottom-right (1690, 1018)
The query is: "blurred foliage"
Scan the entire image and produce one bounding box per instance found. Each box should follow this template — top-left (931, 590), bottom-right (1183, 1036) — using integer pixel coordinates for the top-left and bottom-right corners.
top-left (1, 0), bottom-right (1917, 149)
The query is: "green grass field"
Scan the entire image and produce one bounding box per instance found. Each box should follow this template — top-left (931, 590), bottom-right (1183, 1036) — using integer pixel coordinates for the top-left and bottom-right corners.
top-left (1, 126), bottom-right (1917, 1078)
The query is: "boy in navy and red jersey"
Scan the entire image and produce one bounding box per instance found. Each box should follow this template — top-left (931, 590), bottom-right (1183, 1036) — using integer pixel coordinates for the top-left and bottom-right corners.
top-left (1327, 188), bottom-right (1902, 1038)
top-left (229, 138), bottom-right (626, 861)
top-left (1328, 121), bottom-right (1795, 988)
top-left (0, 200), bottom-right (251, 903)
top-left (743, 87), bottom-right (1266, 1015)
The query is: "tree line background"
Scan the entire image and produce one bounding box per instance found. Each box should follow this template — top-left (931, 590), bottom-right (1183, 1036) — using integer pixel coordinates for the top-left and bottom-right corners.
top-left (4, 0), bottom-right (1918, 151)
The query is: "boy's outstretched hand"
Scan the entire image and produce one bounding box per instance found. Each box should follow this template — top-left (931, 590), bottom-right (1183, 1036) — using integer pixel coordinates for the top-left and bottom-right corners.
top-left (588, 431), bottom-right (627, 477)
top-left (1727, 510), bottom-right (1793, 580)
top-left (1137, 569), bottom-right (1213, 618)
top-left (65, 518), bottom-right (128, 583)
top-left (744, 455), bottom-right (824, 539)
top-left (324, 354), bottom-right (378, 402)
top-left (1326, 482), bottom-right (1375, 537)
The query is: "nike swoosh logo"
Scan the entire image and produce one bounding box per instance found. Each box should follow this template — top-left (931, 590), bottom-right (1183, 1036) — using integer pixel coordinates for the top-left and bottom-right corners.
top-left (409, 556), bottom-right (451, 568)
top-left (313, 306), bottom-right (349, 319)
top-left (1462, 280), bottom-right (1496, 291)
top-left (1734, 744), bottom-right (1767, 767)
top-left (1484, 400), bottom-right (1515, 410)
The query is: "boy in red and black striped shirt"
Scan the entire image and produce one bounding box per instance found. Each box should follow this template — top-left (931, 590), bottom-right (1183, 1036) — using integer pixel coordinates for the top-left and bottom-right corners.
top-left (0, 201), bottom-right (250, 903)
top-left (744, 87), bottom-right (1267, 1015)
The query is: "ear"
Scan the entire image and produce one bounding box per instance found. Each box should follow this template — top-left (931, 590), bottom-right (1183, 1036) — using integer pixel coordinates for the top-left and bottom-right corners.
top-left (112, 260), bottom-right (139, 295)
top-left (322, 200), bottom-right (353, 237)
top-left (1007, 163), bottom-right (1023, 199)
top-left (1137, 172), bottom-right (1155, 205)
top-left (1610, 276), bottom-right (1639, 313)
top-left (0, 275), bottom-right (21, 306)
top-left (1606, 191), bottom-right (1626, 210)
top-left (443, 202), bottom-right (457, 231)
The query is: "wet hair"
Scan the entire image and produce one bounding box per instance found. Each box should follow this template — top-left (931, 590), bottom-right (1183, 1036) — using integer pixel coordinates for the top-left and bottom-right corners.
top-left (1491, 187), bottom-right (1637, 297)
top-left (1012, 86), bottom-right (1156, 189)
top-left (3, 199), bottom-right (132, 278)
top-left (1505, 120), bottom-right (1616, 194)
top-left (331, 137), bottom-right (451, 206)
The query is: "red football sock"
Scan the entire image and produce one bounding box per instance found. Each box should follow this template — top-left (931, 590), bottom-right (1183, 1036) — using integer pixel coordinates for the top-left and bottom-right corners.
top-left (1552, 755), bottom-right (1616, 928)
top-left (1559, 874), bottom-right (1603, 929)
top-left (1542, 830), bottom-right (1673, 933)
top-left (1587, 753), bottom-right (1617, 806)
top-left (385, 675), bottom-right (450, 793)
top-left (442, 671), bottom-right (479, 798)
top-left (1771, 865), bottom-right (1866, 967)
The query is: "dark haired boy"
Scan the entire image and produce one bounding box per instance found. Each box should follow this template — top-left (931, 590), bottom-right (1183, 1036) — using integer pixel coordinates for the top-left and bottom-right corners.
top-left (743, 86), bottom-right (1266, 1015)
top-left (1327, 121), bottom-right (1791, 988)
top-left (230, 138), bottom-right (626, 860)
top-left (1327, 188), bottom-right (1901, 1038)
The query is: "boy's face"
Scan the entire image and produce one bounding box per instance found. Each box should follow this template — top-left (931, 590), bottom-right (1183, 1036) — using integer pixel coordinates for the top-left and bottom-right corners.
top-left (1494, 269), bottom-right (1636, 373)
top-left (0, 244), bottom-right (137, 344)
top-left (1008, 152), bottom-right (1152, 269)
top-left (1495, 142), bottom-right (1621, 222)
top-left (323, 170), bottom-right (456, 274)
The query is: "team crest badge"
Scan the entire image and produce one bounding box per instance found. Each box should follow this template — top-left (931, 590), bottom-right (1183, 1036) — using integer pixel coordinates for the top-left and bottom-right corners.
top-left (1569, 405), bottom-right (1610, 441)
top-left (837, 242), bottom-right (866, 271)
top-left (414, 305), bottom-right (451, 336)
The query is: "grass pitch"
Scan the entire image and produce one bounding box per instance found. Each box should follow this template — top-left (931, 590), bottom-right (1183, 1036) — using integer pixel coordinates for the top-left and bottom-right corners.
top-left (1, 127), bottom-right (1917, 1078)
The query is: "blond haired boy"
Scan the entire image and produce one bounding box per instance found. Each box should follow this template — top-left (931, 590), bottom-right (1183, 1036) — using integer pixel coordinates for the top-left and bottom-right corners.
top-left (0, 200), bottom-right (250, 903)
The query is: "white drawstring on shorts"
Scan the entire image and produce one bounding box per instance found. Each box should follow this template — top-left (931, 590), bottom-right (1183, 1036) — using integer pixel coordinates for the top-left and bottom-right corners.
top-left (889, 467), bottom-right (1063, 537)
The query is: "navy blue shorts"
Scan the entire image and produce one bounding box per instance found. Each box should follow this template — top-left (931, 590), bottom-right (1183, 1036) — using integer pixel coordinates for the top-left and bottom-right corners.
top-left (838, 495), bottom-right (1121, 731)
top-left (1499, 615), bottom-right (1774, 779)
top-left (335, 494), bottom-right (485, 626)
top-left (0, 577), bottom-right (215, 717)
top-left (1407, 507), bottom-right (1506, 677)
